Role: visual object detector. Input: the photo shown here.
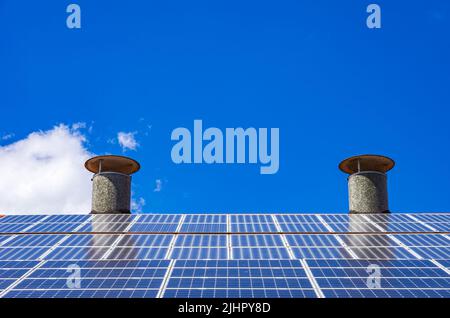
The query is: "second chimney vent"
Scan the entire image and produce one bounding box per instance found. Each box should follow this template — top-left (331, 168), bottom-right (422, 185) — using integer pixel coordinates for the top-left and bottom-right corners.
top-left (85, 155), bottom-right (140, 214)
top-left (339, 154), bottom-right (395, 214)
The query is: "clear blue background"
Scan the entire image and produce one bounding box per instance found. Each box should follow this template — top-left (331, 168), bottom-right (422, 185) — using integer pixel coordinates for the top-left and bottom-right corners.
top-left (1, 1), bottom-right (449, 213)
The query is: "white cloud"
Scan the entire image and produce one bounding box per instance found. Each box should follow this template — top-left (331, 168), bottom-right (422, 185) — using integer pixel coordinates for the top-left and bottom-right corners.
top-left (117, 132), bottom-right (139, 151)
top-left (1, 133), bottom-right (15, 141)
top-left (71, 122), bottom-right (86, 130)
top-left (154, 179), bottom-right (162, 192)
top-left (131, 197), bottom-right (145, 213)
top-left (0, 124), bottom-right (93, 214)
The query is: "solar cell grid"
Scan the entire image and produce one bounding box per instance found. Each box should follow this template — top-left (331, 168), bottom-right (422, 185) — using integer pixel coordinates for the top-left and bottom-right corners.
top-left (279, 223), bottom-right (329, 232)
top-left (180, 223), bottom-right (227, 233)
top-left (137, 214), bottom-right (181, 223)
top-left (60, 234), bottom-right (120, 247)
top-left (42, 259), bottom-right (170, 268)
top-left (131, 223), bottom-right (179, 233)
top-left (184, 215), bottom-right (227, 223)
top-left (275, 214), bottom-right (321, 223)
top-left (0, 215), bottom-right (44, 224)
top-left (231, 223), bottom-right (278, 233)
top-left (231, 215), bottom-right (274, 223)
top-left (394, 234), bottom-right (449, 246)
top-left (305, 256), bottom-right (450, 298)
top-left (385, 223), bottom-right (436, 232)
top-left (426, 223), bottom-right (450, 232)
top-left (0, 259), bottom-right (171, 298)
top-left (2, 234), bottom-right (65, 247)
top-left (323, 289), bottom-right (450, 298)
top-left (346, 247), bottom-right (418, 260)
top-left (117, 234), bottom-right (173, 247)
top-left (233, 247), bottom-right (291, 260)
top-left (412, 247), bottom-right (450, 260)
top-left (90, 214), bottom-right (135, 223)
top-left (0, 223), bottom-right (35, 233)
top-left (285, 234), bottom-right (340, 247)
top-left (78, 222), bottom-right (130, 233)
top-left (163, 259), bottom-right (316, 298)
top-left (0, 235), bottom-right (11, 245)
top-left (43, 215), bottom-right (91, 223)
top-left (232, 235), bottom-right (284, 247)
top-left (175, 235), bottom-right (227, 247)
top-left (170, 247), bottom-right (228, 260)
top-left (107, 247), bottom-right (168, 260)
top-left (27, 222), bottom-right (84, 233)
top-left (44, 247), bottom-right (109, 260)
top-left (408, 214), bottom-right (450, 223)
top-left (0, 213), bottom-right (448, 298)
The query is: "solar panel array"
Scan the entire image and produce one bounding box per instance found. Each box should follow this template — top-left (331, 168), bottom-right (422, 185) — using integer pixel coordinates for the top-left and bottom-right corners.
top-left (0, 213), bottom-right (449, 298)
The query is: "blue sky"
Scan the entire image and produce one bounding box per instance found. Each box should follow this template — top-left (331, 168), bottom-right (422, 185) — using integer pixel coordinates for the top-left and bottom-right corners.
top-left (1, 1), bottom-right (449, 213)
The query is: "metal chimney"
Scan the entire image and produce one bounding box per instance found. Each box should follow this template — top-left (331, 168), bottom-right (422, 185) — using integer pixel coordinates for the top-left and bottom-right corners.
top-left (85, 155), bottom-right (140, 214)
top-left (339, 154), bottom-right (395, 214)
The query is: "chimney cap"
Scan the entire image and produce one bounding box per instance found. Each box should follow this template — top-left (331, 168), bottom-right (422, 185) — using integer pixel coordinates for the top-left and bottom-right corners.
top-left (85, 155), bottom-right (140, 175)
top-left (339, 154), bottom-right (395, 174)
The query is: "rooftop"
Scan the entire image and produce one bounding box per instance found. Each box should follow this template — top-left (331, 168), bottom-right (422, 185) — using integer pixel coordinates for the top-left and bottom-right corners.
top-left (0, 213), bottom-right (449, 298)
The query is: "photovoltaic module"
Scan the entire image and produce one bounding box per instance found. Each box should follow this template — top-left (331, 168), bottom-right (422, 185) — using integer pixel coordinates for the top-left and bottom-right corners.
top-left (0, 213), bottom-right (449, 298)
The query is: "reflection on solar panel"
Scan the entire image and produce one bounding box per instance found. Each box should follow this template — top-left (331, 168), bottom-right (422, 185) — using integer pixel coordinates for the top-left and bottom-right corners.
top-left (0, 213), bottom-right (449, 298)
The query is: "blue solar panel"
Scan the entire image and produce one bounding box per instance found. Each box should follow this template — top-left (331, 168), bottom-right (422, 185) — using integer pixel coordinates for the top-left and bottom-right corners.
top-left (44, 247), bottom-right (109, 260)
top-left (2, 259), bottom-right (170, 298)
top-left (61, 234), bottom-right (120, 247)
top-left (107, 247), bottom-right (168, 260)
top-left (130, 223), bottom-right (179, 232)
top-left (138, 214), bottom-right (181, 223)
top-left (233, 247), bottom-right (291, 259)
top-left (163, 259), bottom-right (316, 298)
top-left (232, 235), bottom-right (284, 247)
top-left (286, 235), bottom-right (341, 247)
top-left (2, 234), bottom-right (65, 247)
top-left (184, 215), bottom-right (227, 223)
top-left (0, 215), bottom-right (43, 224)
top-left (43, 215), bottom-right (91, 223)
top-left (0, 248), bottom-right (49, 261)
top-left (0, 224), bottom-right (34, 233)
top-left (0, 213), bottom-right (448, 298)
top-left (28, 223), bottom-right (84, 233)
top-left (175, 235), bottom-right (226, 247)
top-left (118, 234), bottom-right (173, 247)
top-left (323, 289), bottom-right (450, 298)
top-left (180, 223), bottom-right (227, 233)
top-left (279, 223), bottom-right (329, 232)
top-left (171, 247), bottom-right (228, 260)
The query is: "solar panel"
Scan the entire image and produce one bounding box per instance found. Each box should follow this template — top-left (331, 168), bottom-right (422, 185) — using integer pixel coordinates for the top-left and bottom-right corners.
top-left (0, 213), bottom-right (448, 298)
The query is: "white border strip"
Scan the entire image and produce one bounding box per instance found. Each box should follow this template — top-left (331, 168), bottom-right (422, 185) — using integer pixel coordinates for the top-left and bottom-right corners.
top-left (165, 215), bottom-right (186, 260)
top-left (1, 216), bottom-right (53, 247)
top-left (316, 215), bottom-right (358, 259)
top-left (272, 215), bottom-right (296, 260)
top-left (407, 215), bottom-right (450, 241)
top-left (361, 215), bottom-right (423, 260)
top-left (0, 260), bottom-right (47, 298)
top-left (101, 215), bottom-right (141, 260)
top-left (430, 259), bottom-right (450, 276)
top-left (37, 218), bottom-right (92, 261)
top-left (20, 215), bottom-right (51, 233)
top-left (156, 259), bottom-right (176, 298)
top-left (300, 259), bottom-right (324, 298)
